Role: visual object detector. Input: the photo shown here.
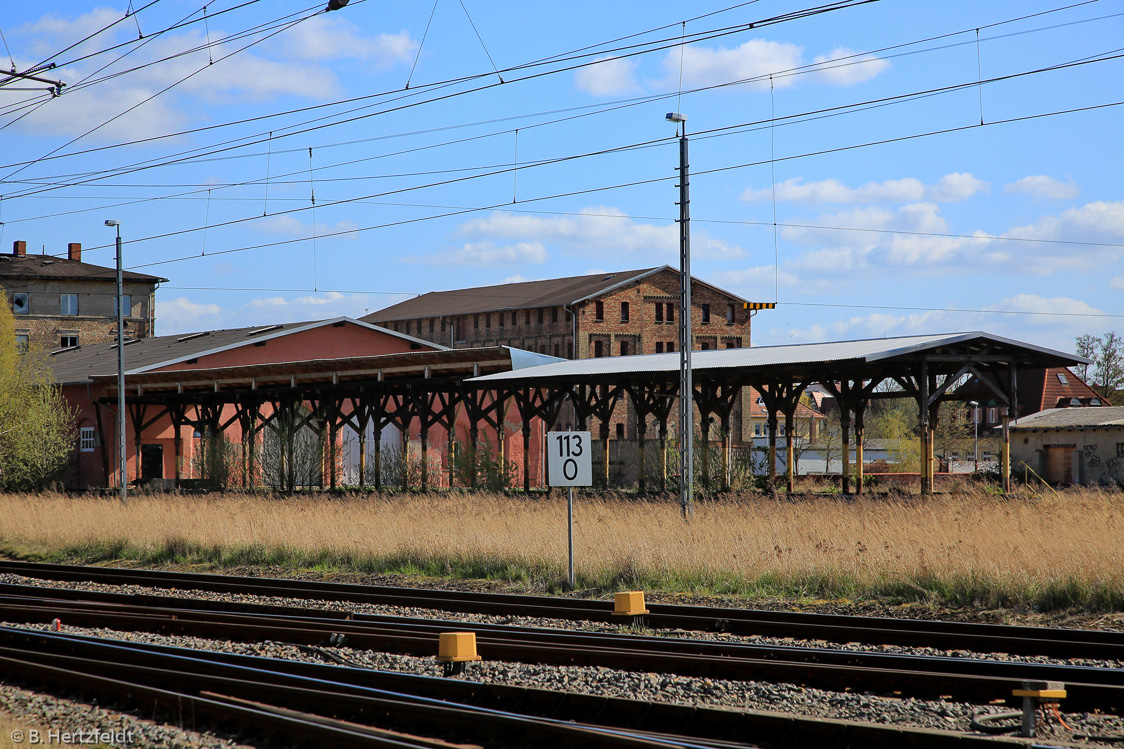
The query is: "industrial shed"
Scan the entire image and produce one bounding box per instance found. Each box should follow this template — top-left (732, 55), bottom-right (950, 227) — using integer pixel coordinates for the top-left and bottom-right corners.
top-left (1010, 407), bottom-right (1124, 486)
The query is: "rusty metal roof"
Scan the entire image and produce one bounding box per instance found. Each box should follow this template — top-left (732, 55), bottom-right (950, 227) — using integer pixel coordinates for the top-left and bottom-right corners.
top-left (472, 332), bottom-right (1086, 384)
top-left (0, 253), bottom-right (166, 283)
top-left (48, 317), bottom-right (442, 386)
top-left (91, 346), bottom-right (560, 394)
top-left (1010, 406), bottom-right (1124, 429)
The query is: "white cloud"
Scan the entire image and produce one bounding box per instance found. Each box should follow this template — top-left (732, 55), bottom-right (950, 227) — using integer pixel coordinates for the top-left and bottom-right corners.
top-left (1001, 200), bottom-right (1124, 273)
top-left (1004, 175), bottom-right (1079, 200)
top-left (574, 56), bottom-right (640, 96)
top-left (416, 241), bottom-right (549, 266)
top-left (986, 294), bottom-right (1102, 323)
top-left (1111, 276), bottom-right (1124, 291)
top-left (157, 297), bottom-right (223, 333)
top-left (283, 16), bottom-right (416, 70)
top-left (255, 215), bottom-right (360, 239)
top-left (666, 39), bottom-right (804, 91)
top-left (456, 207), bottom-right (744, 260)
top-left (741, 173), bottom-right (987, 204)
top-left (241, 292), bottom-right (381, 321)
top-left (809, 47), bottom-right (890, 86)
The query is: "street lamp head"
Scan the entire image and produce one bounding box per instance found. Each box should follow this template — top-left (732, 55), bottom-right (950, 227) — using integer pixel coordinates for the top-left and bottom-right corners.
top-left (326, 0), bottom-right (349, 9)
top-left (665, 112), bottom-right (687, 123)
top-left (968, 400), bottom-right (978, 407)
top-left (104, 219), bottom-right (119, 227)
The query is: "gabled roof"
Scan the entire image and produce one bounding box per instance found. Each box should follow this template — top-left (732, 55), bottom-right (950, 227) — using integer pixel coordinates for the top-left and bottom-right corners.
top-left (959, 366), bottom-right (1104, 412)
top-left (1010, 406), bottom-right (1124, 430)
top-left (472, 332), bottom-right (1085, 384)
top-left (0, 253), bottom-right (166, 284)
top-left (47, 317), bottom-right (440, 385)
top-left (362, 266), bottom-right (748, 322)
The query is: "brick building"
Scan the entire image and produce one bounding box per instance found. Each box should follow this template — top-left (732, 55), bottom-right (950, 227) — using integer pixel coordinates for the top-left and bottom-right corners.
top-left (1, 240), bottom-right (166, 352)
top-left (959, 366), bottom-right (1106, 430)
top-left (363, 266), bottom-right (767, 444)
top-left (362, 266), bottom-right (753, 358)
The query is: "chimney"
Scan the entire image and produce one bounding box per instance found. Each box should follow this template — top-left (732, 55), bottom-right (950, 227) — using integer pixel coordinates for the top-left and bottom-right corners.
top-left (68, 242), bottom-right (81, 262)
top-left (13, 240), bottom-right (26, 257)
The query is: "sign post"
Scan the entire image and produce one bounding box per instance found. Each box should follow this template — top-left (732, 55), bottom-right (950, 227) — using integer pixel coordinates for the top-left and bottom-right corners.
top-left (546, 431), bottom-right (592, 588)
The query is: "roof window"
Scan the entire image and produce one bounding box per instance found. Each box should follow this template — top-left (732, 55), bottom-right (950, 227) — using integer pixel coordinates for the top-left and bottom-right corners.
top-left (1056, 372), bottom-right (1069, 385)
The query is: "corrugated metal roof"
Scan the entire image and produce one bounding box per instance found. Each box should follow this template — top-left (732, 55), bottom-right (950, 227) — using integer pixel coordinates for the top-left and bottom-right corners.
top-left (47, 317), bottom-right (442, 385)
top-left (0, 253), bottom-right (167, 283)
top-left (472, 332), bottom-right (1084, 383)
top-left (1010, 406), bottom-right (1124, 429)
top-left (364, 267), bottom-right (663, 321)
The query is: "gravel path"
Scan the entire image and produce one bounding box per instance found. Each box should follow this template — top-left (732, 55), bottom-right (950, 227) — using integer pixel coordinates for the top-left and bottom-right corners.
top-left (2, 570), bottom-right (1123, 747)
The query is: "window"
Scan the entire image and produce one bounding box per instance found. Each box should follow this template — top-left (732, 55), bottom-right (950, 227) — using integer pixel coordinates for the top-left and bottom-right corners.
top-left (79, 427), bottom-right (97, 452)
top-left (1057, 372), bottom-right (1069, 385)
top-left (594, 340), bottom-right (604, 357)
top-left (60, 335), bottom-right (78, 349)
top-left (498, 312), bottom-right (504, 328)
top-left (512, 311), bottom-right (518, 326)
top-left (441, 318), bottom-right (446, 332)
top-left (615, 423), bottom-right (625, 439)
top-left (655, 342), bottom-right (664, 354)
top-left (60, 293), bottom-right (78, 316)
top-left (11, 292), bottom-right (28, 315)
top-left (701, 304), bottom-right (710, 324)
top-left (538, 308), bottom-right (544, 324)
top-left (666, 303), bottom-right (674, 322)
top-left (754, 424), bottom-right (762, 436)
top-left (987, 407), bottom-right (998, 423)
top-left (725, 340), bottom-right (737, 349)
top-left (15, 334), bottom-right (29, 353)
top-left (540, 345), bottom-right (546, 354)
top-left (429, 319), bottom-right (435, 336)
top-left (595, 301), bottom-right (604, 321)
top-left (114, 295), bottom-right (132, 317)
top-left (654, 302), bottom-right (663, 323)
top-left (620, 302), bottom-right (629, 322)
top-left (485, 313), bottom-right (491, 329)
top-left (726, 303), bottom-right (735, 324)
top-left (700, 342), bottom-right (709, 350)
top-left (525, 310), bottom-right (531, 324)
top-left (553, 344), bottom-right (560, 357)
top-left (620, 341), bottom-right (629, 356)
top-left (473, 314), bottom-right (480, 330)
top-left (552, 307), bottom-right (558, 323)
top-left (666, 341), bottom-right (674, 352)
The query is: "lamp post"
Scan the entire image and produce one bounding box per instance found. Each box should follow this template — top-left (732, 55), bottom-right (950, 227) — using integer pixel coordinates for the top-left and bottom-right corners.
top-left (105, 220), bottom-right (127, 505)
top-left (666, 111), bottom-right (692, 518)
top-left (968, 400), bottom-right (979, 474)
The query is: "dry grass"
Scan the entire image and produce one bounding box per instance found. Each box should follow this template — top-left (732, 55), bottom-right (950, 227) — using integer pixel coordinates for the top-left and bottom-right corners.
top-left (1, 488), bottom-right (1122, 610)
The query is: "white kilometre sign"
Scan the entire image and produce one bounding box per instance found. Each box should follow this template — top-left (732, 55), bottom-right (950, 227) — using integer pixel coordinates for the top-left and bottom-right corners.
top-left (547, 431), bottom-right (592, 487)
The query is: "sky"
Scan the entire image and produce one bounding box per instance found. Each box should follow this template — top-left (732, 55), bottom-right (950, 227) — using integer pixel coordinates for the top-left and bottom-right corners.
top-left (1, 0), bottom-right (1121, 353)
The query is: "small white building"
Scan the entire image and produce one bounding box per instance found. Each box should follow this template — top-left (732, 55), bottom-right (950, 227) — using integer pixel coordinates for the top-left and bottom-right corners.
top-left (1009, 406), bottom-right (1124, 486)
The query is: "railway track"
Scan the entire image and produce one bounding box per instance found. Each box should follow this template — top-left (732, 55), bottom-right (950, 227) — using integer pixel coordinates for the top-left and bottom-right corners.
top-left (2, 559), bottom-right (1121, 661)
top-left (0, 577), bottom-right (1122, 712)
top-left (0, 626), bottom-right (1033, 748)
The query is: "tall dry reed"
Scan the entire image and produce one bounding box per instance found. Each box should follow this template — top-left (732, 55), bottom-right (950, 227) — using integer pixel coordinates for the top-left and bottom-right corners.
top-left (0, 489), bottom-right (1121, 609)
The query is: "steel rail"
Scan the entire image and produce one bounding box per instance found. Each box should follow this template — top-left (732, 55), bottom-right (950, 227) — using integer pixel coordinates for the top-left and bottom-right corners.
top-left (1, 591), bottom-right (1122, 711)
top-left (1, 559), bottom-right (1121, 660)
top-left (0, 626), bottom-right (1026, 748)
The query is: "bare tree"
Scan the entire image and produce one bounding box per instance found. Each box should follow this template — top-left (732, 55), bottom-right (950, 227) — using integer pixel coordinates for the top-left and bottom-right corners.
top-left (1076, 332), bottom-right (1124, 403)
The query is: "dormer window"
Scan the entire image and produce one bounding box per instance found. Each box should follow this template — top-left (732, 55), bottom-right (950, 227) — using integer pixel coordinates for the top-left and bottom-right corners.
top-left (1091, 398), bottom-right (1101, 406)
top-left (1056, 372), bottom-right (1069, 385)
top-left (1070, 397), bottom-right (1082, 406)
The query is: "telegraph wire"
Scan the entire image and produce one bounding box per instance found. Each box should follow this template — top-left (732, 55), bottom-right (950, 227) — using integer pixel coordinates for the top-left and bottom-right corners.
top-left (100, 96), bottom-right (1124, 270)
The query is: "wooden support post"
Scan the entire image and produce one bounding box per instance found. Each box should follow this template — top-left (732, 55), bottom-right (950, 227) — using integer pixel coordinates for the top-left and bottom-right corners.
top-left (600, 420), bottom-right (611, 488)
top-left (720, 414), bottom-right (731, 491)
top-left (133, 435), bottom-right (141, 487)
top-left (400, 425), bottom-right (410, 490)
top-left (785, 411), bottom-right (795, 494)
top-left (699, 417), bottom-right (711, 490)
top-left (522, 422), bottom-right (532, 493)
top-left (919, 367), bottom-right (930, 496)
top-left (767, 415), bottom-right (778, 494)
top-left (659, 420), bottom-right (668, 493)
top-left (447, 427), bottom-right (456, 489)
top-left (373, 434), bottom-right (382, 490)
top-left (855, 408), bottom-right (866, 495)
top-left (329, 422), bottom-right (338, 490)
top-left (358, 431), bottom-right (367, 487)
top-left (174, 434), bottom-right (183, 487)
top-left (468, 427), bottom-right (478, 490)
top-left (420, 428), bottom-right (429, 491)
top-left (1002, 412), bottom-right (1011, 493)
top-left (637, 418), bottom-right (648, 493)
top-left (841, 408), bottom-right (852, 495)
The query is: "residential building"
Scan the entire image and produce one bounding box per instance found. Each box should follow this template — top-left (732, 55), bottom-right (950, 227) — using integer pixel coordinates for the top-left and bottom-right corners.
top-left (362, 266), bottom-right (753, 359)
top-left (1, 239), bottom-right (167, 352)
top-left (959, 366), bottom-right (1106, 430)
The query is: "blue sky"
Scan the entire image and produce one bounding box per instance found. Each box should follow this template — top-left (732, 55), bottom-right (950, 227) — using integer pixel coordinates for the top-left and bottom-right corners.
top-left (1, 0), bottom-right (1121, 352)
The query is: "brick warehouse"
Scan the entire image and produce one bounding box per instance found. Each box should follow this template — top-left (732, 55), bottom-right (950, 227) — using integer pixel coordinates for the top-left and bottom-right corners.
top-left (362, 266), bottom-right (770, 445)
top-left (1, 240), bottom-right (166, 352)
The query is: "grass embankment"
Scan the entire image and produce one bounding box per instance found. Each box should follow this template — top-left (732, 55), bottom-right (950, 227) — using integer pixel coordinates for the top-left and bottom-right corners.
top-left (0, 489), bottom-right (1121, 612)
